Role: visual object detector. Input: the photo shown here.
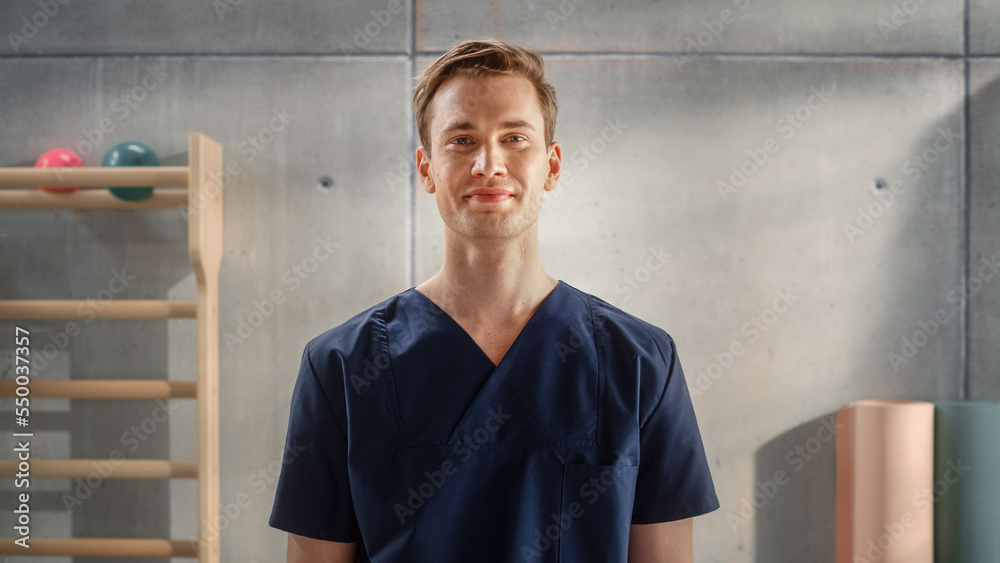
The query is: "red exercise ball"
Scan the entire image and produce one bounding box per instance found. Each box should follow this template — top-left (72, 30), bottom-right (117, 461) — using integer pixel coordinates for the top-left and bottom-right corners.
top-left (35, 149), bottom-right (83, 192)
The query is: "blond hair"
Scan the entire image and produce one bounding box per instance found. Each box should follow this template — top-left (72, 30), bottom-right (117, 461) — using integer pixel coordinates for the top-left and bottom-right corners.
top-left (411, 38), bottom-right (558, 158)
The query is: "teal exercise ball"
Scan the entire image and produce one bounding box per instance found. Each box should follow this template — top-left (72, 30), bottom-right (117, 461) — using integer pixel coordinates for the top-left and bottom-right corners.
top-left (103, 141), bottom-right (159, 201)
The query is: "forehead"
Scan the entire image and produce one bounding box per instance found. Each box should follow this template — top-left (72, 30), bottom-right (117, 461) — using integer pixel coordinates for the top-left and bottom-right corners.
top-left (430, 74), bottom-right (542, 133)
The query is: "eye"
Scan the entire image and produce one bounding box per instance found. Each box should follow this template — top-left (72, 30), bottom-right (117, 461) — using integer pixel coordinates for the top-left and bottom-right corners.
top-left (507, 135), bottom-right (526, 142)
top-left (451, 137), bottom-right (471, 145)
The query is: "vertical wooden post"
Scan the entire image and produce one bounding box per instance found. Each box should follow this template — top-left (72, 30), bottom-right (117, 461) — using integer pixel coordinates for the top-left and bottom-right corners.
top-left (188, 133), bottom-right (222, 563)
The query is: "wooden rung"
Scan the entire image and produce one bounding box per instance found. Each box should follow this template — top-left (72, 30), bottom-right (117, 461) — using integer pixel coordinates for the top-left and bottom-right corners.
top-left (0, 166), bottom-right (189, 187)
top-left (0, 537), bottom-right (198, 557)
top-left (0, 187), bottom-right (188, 209)
top-left (0, 380), bottom-right (196, 399)
top-left (0, 459), bottom-right (198, 479)
top-left (0, 299), bottom-right (197, 319)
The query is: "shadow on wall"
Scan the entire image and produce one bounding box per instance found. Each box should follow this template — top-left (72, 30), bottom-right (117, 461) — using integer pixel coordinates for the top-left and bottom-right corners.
top-left (751, 60), bottom-right (987, 561)
top-left (751, 412), bottom-right (839, 563)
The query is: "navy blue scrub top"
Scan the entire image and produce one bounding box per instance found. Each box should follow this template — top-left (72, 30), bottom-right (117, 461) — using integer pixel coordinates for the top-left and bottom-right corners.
top-left (269, 279), bottom-right (719, 562)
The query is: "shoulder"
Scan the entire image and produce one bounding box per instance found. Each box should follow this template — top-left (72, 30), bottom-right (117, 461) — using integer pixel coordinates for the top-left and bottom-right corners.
top-left (559, 280), bottom-right (677, 362)
top-left (301, 288), bottom-right (407, 374)
top-left (559, 282), bottom-right (684, 429)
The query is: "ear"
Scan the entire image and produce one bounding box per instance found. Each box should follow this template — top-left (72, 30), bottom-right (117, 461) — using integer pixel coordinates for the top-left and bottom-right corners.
top-left (544, 141), bottom-right (562, 192)
top-left (416, 145), bottom-right (434, 194)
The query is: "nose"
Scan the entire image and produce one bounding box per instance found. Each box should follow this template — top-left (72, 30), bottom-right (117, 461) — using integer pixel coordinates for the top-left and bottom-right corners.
top-left (470, 141), bottom-right (506, 178)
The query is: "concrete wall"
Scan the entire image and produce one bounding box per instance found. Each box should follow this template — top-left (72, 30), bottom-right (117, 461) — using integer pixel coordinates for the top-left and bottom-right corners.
top-left (0, 1), bottom-right (996, 561)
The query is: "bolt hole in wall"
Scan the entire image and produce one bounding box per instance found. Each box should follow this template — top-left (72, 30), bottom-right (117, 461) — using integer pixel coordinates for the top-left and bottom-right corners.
top-left (317, 175), bottom-right (335, 192)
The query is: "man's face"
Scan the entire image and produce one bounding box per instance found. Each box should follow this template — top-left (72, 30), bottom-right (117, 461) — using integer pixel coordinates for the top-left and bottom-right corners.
top-left (417, 74), bottom-right (561, 242)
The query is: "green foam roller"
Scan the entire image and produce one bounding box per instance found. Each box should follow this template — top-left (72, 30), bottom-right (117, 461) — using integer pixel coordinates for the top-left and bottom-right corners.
top-left (933, 400), bottom-right (1000, 563)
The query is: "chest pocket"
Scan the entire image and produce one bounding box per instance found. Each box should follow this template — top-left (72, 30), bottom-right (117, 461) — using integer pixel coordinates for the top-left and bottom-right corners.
top-left (558, 462), bottom-right (640, 563)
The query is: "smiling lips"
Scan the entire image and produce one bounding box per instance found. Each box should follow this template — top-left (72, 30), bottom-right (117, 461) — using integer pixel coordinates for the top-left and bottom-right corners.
top-left (466, 188), bottom-right (513, 202)
top-left (465, 188), bottom-right (514, 203)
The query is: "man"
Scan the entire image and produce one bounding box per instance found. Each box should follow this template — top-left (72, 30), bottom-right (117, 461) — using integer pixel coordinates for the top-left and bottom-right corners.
top-left (269, 38), bottom-right (719, 562)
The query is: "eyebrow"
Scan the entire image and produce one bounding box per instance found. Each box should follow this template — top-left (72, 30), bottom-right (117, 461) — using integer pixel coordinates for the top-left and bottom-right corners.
top-left (440, 119), bottom-right (536, 136)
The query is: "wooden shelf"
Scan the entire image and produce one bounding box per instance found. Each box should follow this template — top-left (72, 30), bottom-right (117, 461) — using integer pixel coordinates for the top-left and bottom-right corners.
top-left (0, 133), bottom-right (222, 562)
top-left (0, 380), bottom-right (197, 399)
top-left (0, 538), bottom-right (199, 557)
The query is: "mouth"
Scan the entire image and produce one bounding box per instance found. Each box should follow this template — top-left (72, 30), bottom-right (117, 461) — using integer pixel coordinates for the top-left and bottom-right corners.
top-left (466, 193), bottom-right (513, 203)
top-left (465, 188), bottom-right (513, 203)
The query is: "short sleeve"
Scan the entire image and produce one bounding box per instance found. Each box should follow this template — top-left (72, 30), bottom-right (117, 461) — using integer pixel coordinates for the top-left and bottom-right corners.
top-left (268, 342), bottom-right (361, 542)
top-left (631, 332), bottom-right (720, 524)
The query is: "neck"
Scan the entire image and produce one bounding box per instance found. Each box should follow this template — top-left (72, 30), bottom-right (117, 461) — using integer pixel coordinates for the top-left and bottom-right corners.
top-left (418, 226), bottom-right (557, 320)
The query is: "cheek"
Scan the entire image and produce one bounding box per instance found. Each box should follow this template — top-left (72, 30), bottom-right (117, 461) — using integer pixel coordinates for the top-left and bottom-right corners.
top-left (437, 160), bottom-right (465, 180)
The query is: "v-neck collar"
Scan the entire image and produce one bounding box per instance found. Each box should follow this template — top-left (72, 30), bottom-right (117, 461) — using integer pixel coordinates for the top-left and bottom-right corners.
top-left (406, 280), bottom-right (565, 370)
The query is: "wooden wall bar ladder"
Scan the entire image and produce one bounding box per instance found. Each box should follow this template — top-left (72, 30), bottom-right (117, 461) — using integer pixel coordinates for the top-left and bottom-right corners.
top-left (0, 133), bottom-right (222, 561)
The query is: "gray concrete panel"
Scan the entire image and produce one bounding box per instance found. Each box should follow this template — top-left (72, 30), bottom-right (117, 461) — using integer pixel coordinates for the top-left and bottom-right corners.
top-left (0, 0), bottom-right (408, 56)
top-left (0, 56), bottom-right (411, 561)
top-left (414, 55), bottom-right (964, 559)
top-left (969, 60), bottom-right (1000, 401)
top-left (971, 0), bottom-right (1000, 54)
top-left (418, 0), bottom-right (962, 54)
